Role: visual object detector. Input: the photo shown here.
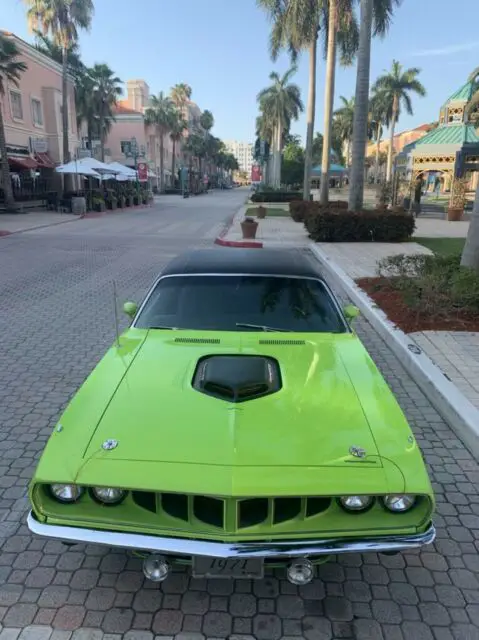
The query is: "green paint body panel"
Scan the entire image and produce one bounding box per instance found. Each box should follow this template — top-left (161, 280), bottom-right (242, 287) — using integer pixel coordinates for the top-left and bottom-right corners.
top-left (30, 328), bottom-right (434, 542)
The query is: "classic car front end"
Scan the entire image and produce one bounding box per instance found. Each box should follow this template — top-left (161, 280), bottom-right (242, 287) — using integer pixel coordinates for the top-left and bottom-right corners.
top-left (28, 249), bottom-right (435, 583)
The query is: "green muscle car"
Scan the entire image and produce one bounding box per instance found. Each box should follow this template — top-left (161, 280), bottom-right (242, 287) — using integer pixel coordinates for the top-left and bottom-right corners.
top-left (28, 248), bottom-right (435, 584)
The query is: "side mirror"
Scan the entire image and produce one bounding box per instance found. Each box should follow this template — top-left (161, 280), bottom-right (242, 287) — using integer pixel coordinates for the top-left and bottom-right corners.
top-left (123, 301), bottom-right (138, 319)
top-left (343, 304), bottom-right (360, 321)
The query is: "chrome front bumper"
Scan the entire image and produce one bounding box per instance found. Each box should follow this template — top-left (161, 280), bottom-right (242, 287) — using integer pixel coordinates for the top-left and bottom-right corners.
top-left (27, 512), bottom-right (435, 558)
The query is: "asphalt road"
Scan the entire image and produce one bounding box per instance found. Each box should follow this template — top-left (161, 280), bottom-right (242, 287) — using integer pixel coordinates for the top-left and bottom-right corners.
top-left (0, 188), bottom-right (478, 640)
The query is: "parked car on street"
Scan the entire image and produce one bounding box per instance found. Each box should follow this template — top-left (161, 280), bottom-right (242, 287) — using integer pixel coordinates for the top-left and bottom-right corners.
top-left (28, 249), bottom-right (435, 584)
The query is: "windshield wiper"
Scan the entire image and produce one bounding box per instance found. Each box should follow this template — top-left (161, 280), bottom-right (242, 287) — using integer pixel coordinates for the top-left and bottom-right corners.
top-left (236, 323), bottom-right (291, 332)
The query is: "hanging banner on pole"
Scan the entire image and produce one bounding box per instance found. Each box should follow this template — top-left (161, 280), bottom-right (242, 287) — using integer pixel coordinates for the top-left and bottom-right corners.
top-left (137, 162), bottom-right (148, 181)
top-left (251, 165), bottom-right (261, 182)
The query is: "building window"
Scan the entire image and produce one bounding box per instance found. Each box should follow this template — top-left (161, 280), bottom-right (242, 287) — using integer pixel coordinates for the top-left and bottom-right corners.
top-left (10, 91), bottom-right (23, 120)
top-left (120, 140), bottom-right (131, 154)
top-left (31, 98), bottom-right (43, 126)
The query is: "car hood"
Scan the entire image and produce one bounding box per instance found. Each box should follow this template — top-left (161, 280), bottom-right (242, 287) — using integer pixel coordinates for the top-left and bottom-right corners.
top-left (83, 331), bottom-right (381, 469)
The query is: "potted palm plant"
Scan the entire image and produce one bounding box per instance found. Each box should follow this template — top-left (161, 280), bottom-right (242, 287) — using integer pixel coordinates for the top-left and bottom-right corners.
top-left (92, 193), bottom-right (106, 212)
top-left (240, 216), bottom-right (259, 239)
top-left (448, 177), bottom-right (468, 221)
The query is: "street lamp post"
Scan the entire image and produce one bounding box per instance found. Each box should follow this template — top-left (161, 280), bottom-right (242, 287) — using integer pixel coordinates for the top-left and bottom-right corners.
top-left (124, 137), bottom-right (146, 184)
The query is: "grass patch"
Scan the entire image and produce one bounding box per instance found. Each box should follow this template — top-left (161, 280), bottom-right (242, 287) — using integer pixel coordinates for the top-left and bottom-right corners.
top-left (415, 237), bottom-right (465, 256)
top-left (246, 207), bottom-right (290, 217)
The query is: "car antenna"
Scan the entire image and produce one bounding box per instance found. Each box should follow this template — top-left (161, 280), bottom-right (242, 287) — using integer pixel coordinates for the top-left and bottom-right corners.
top-left (112, 280), bottom-right (120, 347)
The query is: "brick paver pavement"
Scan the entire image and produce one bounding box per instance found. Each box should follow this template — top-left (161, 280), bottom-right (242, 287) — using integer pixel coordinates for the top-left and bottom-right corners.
top-left (1, 191), bottom-right (479, 639)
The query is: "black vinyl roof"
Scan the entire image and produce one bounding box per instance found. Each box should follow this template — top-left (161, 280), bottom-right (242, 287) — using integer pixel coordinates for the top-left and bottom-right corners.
top-left (161, 248), bottom-right (324, 279)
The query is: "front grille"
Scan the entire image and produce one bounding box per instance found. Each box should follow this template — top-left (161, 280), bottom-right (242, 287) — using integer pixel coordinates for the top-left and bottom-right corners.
top-left (133, 492), bottom-right (332, 531)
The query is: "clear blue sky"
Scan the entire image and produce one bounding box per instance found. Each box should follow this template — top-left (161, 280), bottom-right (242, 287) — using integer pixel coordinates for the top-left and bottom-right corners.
top-left (3, 0), bottom-right (478, 143)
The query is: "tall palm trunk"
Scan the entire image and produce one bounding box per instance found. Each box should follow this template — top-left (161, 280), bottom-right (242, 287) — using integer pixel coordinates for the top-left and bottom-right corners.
top-left (159, 129), bottom-right (165, 192)
top-left (62, 45), bottom-right (70, 164)
top-left (274, 120), bottom-right (282, 188)
top-left (171, 139), bottom-right (176, 186)
top-left (460, 181), bottom-right (479, 271)
top-left (375, 123), bottom-right (381, 180)
top-left (0, 106), bottom-right (15, 210)
top-left (61, 44), bottom-right (72, 192)
top-left (386, 96), bottom-right (398, 182)
top-left (348, 0), bottom-right (373, 212)
top-left (99, 104), bottom-right (105, 162)
top-left (303, 32), bottom-right (318, 201)
top-left (320, 1), bottom-right (337, 206)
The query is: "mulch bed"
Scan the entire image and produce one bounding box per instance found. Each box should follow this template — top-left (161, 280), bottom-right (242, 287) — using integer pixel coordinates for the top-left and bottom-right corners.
top-left (357, 277), bottom-right (479, 333)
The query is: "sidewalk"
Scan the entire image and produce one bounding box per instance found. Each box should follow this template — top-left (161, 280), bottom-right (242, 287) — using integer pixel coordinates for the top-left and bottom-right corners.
top-left (0, 210), bottom-right (79, 235)
top-left (218, 208), bottom-right (479, 418)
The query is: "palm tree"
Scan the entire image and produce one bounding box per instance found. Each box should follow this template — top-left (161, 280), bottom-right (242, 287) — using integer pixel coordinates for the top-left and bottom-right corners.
top-left (333, 96), bottom-right (355, 166)
top-left (258, 0), bottom-right (321, 199)
top-left (347, 0), bottom-right (401, 212)
top-left (75, 67), bottom-right (96, 149)
top-left (89, 64), bottom-right (122, 162)
top-left (372, 60), bottom-right (425, 182)
top-left (257, 67), bottom-right (303, 188)
top-left (145, 92), bottom-right (176, 193)
top-left (319, 0), bottom-right (358, 205)
top-left (169, 110), bottom-right (187, 186)
top-left (25, 0), bottom-right (94, 165)
top-left (369, 89), bottom-right (389, 181)
top-left (33, 30), bottom-right (84, 80)
top-left (170, 83), bottom-right (192, 122)
top-left (0, 35), bottom-right (27, 210)
top-left (199, 109), bottom-right (214, 133)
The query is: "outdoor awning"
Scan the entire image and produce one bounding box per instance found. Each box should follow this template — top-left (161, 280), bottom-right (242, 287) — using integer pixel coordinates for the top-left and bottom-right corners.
top-left (35, 152), bottom-right (55, 169)
top-left (8, 155), bottom-right (38, 170)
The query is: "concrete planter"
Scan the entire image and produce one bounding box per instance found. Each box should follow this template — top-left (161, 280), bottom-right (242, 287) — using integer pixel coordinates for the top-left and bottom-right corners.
top-left (241, 218), bottom-right (259, 239)
top-left (447, 207), bottom-right (463, 221)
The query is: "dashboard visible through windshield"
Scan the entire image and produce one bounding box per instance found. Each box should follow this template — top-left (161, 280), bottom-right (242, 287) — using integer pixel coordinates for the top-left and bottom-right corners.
top-left (135, 275), bottom-right (347, 333)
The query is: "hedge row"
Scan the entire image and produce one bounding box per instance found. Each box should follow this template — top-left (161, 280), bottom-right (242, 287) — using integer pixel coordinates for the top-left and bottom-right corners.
top-left (289, 201), bottom-right (415, 242)
top-left (251, 191), bottom-right (302, 203)
top-left (306, 209), bottom-right (415, 242)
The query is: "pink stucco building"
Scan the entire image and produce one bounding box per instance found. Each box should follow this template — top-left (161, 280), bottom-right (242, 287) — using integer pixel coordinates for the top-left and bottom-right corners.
top-left (0, 31), bottom-right (79, 175)
top-left (101, 80), bottom-right (180, 186)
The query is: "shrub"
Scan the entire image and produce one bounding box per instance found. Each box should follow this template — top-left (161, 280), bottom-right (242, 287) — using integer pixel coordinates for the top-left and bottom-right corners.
top-left (305, 208), bottom-right (415, 242)
top-left (290, 200), bottom-right (311, 222)
top-left (251, 191), bottom-right (302, 203)
top-left (377, 253), bottom-right (479, 315)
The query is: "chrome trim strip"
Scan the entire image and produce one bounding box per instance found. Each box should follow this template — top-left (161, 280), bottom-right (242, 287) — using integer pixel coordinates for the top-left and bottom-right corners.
top-left (28, 512), bottom-right (435, 558)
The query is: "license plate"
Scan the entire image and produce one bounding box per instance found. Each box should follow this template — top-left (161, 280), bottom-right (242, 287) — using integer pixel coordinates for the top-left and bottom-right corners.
top-left (193, 556), bottom-right (264, 579)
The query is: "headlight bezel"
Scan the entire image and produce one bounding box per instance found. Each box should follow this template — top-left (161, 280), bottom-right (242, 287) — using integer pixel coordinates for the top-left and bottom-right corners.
top-left (337, 495), bottom-right (375, 513)
top-left (382, 494), bottom-right (417, 513)
top-left (90, 486), bottom-right (128, 506)
top-left (49, 484), bottom-right (84, 504)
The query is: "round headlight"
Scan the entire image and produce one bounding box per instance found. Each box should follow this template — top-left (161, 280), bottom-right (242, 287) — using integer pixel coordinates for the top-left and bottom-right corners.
top-left (383, 495), bottom-right (416, 513)
top-left (91, 487), bottom-right (127, 505)
top-left (339, 495), bottom-right (374, 512)
top-left (50, 484), bottom-right (83, 503)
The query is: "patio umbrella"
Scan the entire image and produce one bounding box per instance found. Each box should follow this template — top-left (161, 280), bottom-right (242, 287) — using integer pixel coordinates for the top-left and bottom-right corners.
top-left (107, 162), bottom-right (137, 177)
top-left (55, 161), bottom-right (101, 178)
top-left (75, 157), bottom-right (120, 175)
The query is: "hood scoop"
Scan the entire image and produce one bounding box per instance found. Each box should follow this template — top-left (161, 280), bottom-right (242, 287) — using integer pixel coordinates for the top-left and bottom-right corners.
top-left (193, 355), bottom-right (281, 403)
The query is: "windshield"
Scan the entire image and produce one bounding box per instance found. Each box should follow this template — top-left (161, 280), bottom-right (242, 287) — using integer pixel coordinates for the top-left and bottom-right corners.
top-left (135, 275), bottom-right (346, 333)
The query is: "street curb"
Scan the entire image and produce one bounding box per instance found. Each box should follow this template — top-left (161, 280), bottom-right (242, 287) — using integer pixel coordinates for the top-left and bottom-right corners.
top-left (215, 236), bottom-right (263, 248)
top-left (0, 215), bottom-right (81, 238)
top-left (214, 203), bottom-right (263, 249)
top-left (309, 243), bottom-right (479, 460)
top-left (81, 204), bottom-right (153, 219)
